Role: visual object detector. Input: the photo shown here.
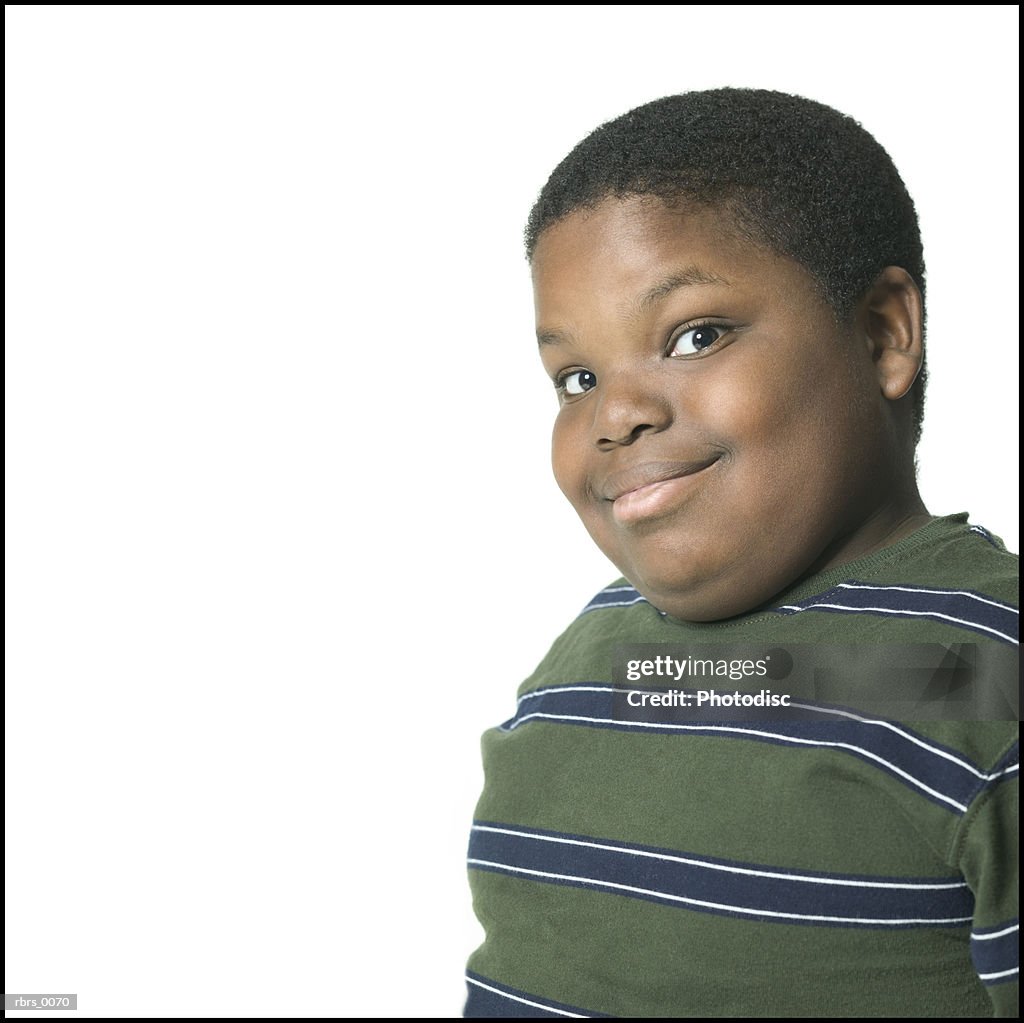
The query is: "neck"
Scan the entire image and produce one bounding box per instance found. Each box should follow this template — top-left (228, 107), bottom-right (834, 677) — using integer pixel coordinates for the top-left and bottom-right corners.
top-left (810, 486), bottom-right (932, 579)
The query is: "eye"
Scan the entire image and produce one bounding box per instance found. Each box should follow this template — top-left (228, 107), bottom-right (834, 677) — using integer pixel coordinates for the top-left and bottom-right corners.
top-left (670, 324), bottom-right (726, 356)
top-left (557, 369), bottom-right (598, 397)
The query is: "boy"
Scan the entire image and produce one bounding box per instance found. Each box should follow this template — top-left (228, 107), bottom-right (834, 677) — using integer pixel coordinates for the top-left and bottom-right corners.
top-left (464, 90), bottom-right (1018, 1017)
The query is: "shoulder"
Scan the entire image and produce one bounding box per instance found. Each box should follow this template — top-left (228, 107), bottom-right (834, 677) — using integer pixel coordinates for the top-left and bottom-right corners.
top-left (874, 515), bottom-right (1018, 604)
top-left (778, 515), bottom-right (1018, 647)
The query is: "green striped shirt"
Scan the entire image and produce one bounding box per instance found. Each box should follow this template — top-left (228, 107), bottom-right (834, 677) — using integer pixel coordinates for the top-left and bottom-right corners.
top-left (466, 515), bottom-right (1019, 1017)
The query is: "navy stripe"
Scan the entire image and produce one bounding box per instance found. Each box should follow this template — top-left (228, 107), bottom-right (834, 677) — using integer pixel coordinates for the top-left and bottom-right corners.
top-left (777, 580), bottom-right (1019, 646)
top-left (465, 970), bottom-right (606, 1018)
top-left (580, 585), bottom-right (646, 615)
top-left (971, 919), bottom-right (1020, 984)
top-left (498, 684), bottom-right (993, 814)
top-left (468, 822), bottom-right (972, 928)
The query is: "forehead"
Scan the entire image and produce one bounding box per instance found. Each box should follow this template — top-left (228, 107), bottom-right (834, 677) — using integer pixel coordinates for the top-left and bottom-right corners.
top-left (530, 196), bottom-right (814, 328)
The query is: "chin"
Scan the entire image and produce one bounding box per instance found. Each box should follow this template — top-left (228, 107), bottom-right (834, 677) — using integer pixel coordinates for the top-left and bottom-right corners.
top-left (628, 563), bottom-right (782, 623)
top-left (647, 590), bottom-right (755, 623)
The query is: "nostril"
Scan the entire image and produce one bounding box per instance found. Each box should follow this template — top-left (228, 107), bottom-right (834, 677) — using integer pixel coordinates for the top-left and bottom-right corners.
top-left (597, 423), bottom-right (659, 449)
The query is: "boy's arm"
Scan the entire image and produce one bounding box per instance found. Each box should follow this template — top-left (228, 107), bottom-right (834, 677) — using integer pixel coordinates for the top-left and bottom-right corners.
top-left (955, 737), bottom-right (1019, 1018)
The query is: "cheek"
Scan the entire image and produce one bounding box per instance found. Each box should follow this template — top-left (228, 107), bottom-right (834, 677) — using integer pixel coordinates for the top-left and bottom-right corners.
top-left (691, 346), bottom-right (803, 452)
top-left (550, 411), bottom-right (588, 505)
top-left (697, 342), bottom-right (859, 497)
top-left (719, 339), bottom-right (880, 519)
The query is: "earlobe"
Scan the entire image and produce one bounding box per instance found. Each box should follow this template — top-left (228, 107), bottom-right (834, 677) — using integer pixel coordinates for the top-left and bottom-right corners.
top-left (862, 266), bottom-right (924, 401)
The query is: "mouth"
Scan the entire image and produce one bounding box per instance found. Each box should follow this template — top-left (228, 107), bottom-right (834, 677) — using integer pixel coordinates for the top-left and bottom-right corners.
top-left (603, 456), bottom-right (721, 524)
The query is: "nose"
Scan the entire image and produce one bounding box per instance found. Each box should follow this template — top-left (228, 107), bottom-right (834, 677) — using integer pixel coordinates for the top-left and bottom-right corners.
top-left (592, 369), bottom-right (673, 450)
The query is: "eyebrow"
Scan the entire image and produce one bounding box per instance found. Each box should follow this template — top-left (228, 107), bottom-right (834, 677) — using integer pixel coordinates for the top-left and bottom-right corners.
top-left (636, 265), bottom-right (731, 311)
top-left (537, 330), bottom-right (567, 348)
top-left (536, 264), bottom-right (730, 347)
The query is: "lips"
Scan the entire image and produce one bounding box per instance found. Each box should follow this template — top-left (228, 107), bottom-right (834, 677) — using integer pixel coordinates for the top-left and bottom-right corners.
top-left (602, 457), bottom-right (721, 501)
top-left (602, 456), bottom-right (721, 524)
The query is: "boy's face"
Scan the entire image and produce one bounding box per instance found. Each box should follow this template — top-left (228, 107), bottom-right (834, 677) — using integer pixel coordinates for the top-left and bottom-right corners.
top-left (533, 197), bottom-right (903, 621)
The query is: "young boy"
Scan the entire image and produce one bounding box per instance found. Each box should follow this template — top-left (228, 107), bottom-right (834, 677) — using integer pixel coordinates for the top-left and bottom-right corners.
top-left (464, 90), bottom-right (1018, 1018)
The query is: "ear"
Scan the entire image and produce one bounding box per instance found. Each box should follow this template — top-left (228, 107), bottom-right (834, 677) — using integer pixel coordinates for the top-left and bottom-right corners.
top-left (860, 266), bottom-right (924, 401)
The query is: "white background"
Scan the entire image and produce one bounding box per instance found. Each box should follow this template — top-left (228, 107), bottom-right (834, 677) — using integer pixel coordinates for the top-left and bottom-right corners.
top-left (5, 5), bottom-right (1018, 1018)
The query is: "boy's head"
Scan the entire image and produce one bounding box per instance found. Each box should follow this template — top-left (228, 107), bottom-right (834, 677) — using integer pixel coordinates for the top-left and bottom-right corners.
top-left (528, 89), bottom-right (930, 621)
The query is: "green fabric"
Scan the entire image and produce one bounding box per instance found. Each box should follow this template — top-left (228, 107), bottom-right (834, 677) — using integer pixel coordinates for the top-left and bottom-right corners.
top-left (467, 515), bottom-right (1019, 1017)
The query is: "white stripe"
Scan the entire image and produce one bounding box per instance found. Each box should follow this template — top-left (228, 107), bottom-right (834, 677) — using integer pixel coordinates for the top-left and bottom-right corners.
top-left (978, 967), bottom-right (1019, 982)
top-left (516, 684), bottom-right (616, 707)
top-left (583, 596), bottom-right (647, 611)
top-left (786, 701), bottom-right (992, 780)
top-left (777, 602), bottom-right (1018, 646)
top-left (836, 581), bottom-right (1019, 612)
top-left (596, 585), bottom-right (638, 594)
top-left (468, 858), bottom-right (972, 926)
top-left (503, 712), bottom-right (970, 812)
top-left (973, 923), bottom-right (1020, 941)
top-left (471, 824), bottom-right (965, 891)
top-left (835, 581), bottom-right (1019, 614)
top-left (466, 976), bottom-right (589, 1018)
top-left (510, 685), bottom-right (994, 782)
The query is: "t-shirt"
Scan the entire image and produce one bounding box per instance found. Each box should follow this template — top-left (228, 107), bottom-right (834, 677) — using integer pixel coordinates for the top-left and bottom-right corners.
top-left (465, 514), bottom-right (1019, 1018)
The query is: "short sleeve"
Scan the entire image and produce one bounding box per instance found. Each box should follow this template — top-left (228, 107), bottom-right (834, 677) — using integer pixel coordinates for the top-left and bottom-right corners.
top-left (955, 739), bottom-right (1019, 1017)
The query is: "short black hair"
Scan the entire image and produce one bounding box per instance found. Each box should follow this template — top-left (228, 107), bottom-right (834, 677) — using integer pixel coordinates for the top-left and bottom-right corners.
top-left (526, 88), bottom-right (927, 442)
